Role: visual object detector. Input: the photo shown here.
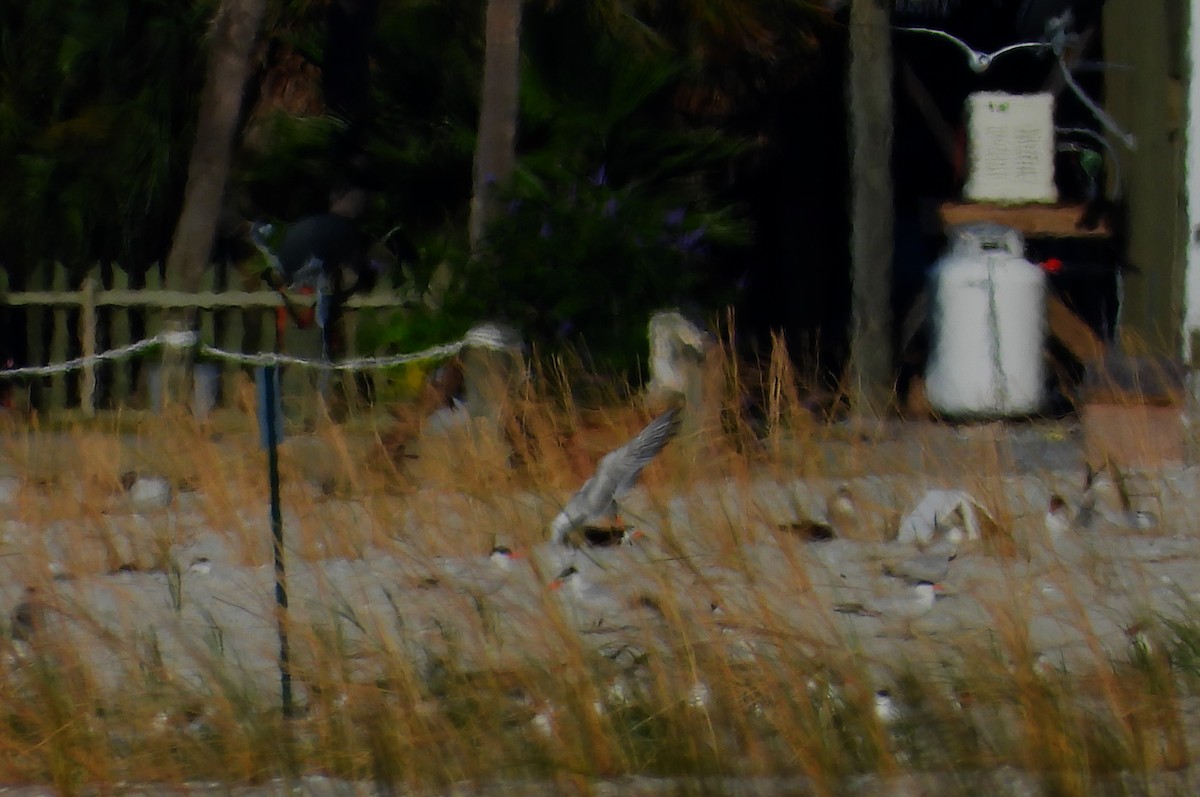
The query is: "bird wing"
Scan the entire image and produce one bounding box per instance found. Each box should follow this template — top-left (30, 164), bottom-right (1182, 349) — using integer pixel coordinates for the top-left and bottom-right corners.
top-left (605, 407), bottom-right (682, 498)
top-left (550, 408), bottom-right (682, 544)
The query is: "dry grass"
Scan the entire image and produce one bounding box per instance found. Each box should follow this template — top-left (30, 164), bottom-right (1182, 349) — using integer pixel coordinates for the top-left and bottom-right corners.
top-left (0, 340), bottom-right (1197, 795)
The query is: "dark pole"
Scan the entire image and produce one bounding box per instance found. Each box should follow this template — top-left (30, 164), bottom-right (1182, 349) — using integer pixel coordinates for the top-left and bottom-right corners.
top-left (848, 0), bottom-right (896, 415)
top-left (264, 364), bottom-right (293, 718)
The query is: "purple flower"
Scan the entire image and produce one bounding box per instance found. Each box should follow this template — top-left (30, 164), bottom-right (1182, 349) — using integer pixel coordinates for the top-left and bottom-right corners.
top-left (664, 207), bottom-right (686, 227)
top-left (602, 198), bottom-right (618, 218)
top-left (590, 165), bottom-right (608, 186)
top-left (507, 199), bottom-right (522, 216)
top-left (678, 225), bottom-right (706, 252)
top-left (539, 221), bottom-right (553, 238)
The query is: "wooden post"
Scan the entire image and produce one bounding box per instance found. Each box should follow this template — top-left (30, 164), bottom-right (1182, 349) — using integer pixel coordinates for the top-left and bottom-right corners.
top-left (110, 267), bottom-right (132, 405)
top-left (847, 0), bottom-right (895, 415)
top-left (199, 268), bottom-right (217, 350)
top-left (80, 275), bottom-right (97, 418)
top-left (215, 260), bottom-right (241, 407)
top-left (49, 263), bottom-right (69, 411)
top-left (1103, 0), bottom-right (1185, 353)
top-left (1186, 0), bottom-right (1200, 364)
top-left (158, 315), bottom-right (192, 415)
top-left (24, 264), bottom-right (45, 411)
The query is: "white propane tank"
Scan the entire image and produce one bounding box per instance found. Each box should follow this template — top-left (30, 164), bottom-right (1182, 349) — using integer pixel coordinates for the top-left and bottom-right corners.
top-left (925, 223), bottom-right (1046, 417)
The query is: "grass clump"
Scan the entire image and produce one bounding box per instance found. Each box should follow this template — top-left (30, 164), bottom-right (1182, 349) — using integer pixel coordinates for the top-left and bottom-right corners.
top-left (0, 338), bottom-right (1197, 793)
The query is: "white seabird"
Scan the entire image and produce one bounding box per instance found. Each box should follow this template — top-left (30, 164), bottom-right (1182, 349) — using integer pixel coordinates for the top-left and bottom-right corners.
top-left (548, 563), bottom-right (629, 626)
top-left (430, 545), bottom-right (525, 593)
top-left (835, 581), bottom-right (944, 620)
top-left (550, 407), bottom-right (682, 546)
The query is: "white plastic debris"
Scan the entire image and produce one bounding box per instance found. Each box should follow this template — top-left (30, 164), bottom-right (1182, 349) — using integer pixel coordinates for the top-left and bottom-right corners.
top-left (127, 475), bottom-right (173, 511)
top-left (896, 489), bottom-right (989, 547)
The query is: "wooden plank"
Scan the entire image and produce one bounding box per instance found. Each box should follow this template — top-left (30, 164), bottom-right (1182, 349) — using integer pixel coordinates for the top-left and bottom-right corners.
top-left (110, 267), bottom-right (132, 404)
top-left (1047, 295), bottom-right (1108, 364)
top-left (49, 263), bottom-right (69, 410)
top-left (24, 264), bottom-right (45, 410)
top-left (79, 276), bottom-right (97, 417)
top-left (939, 202), bottom-right (1112, 238)
top-left (4, 288), bottom-right (418, 309)
top-left (2, 264), bottom-right (419, 414)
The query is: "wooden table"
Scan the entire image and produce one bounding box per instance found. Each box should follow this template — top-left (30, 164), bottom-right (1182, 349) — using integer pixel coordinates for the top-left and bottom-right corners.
top-left (939, 201), bottom-right (1112, 238)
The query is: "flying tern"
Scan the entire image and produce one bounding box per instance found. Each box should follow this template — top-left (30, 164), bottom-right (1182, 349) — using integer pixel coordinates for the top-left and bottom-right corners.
top-left (550, 407), bottom-right (682, 546)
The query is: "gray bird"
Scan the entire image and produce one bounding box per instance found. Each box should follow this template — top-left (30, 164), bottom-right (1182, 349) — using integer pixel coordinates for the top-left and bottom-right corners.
top-left (550, 408), bottom-right (682, 546)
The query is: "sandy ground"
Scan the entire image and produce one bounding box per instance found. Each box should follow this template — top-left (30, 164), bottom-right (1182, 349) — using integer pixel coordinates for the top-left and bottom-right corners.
top-left (0, 417), bottom-right (1198, 794)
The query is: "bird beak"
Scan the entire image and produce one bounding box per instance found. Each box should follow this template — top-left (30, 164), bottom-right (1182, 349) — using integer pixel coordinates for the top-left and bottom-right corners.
top-left (932, 583), bottom-right (947, 595)
top-left (548, 579), bottom-right (564, 591)
top-left (508, 549), bottom-right (526, 559)
top-left (629, 529), bottom-right (647, 541)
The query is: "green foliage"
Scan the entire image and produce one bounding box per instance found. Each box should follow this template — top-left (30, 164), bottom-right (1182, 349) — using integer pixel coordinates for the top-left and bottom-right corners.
top-left (466, 163), bottom-right (747, 374)
top-left (0, 0), bottom-right (213, 277)
top-left (368, 8), bottom-right (752, 375)
top-left (0, 0), bottom-right (817, 373)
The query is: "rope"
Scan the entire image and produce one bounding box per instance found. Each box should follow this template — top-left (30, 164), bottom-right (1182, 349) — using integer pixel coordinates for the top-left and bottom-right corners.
top-left (0, 329), bottom-right (511, 378)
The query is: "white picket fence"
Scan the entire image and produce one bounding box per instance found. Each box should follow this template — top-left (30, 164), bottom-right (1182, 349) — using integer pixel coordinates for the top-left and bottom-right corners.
top-left (0, 262), bottom-right (419, 414)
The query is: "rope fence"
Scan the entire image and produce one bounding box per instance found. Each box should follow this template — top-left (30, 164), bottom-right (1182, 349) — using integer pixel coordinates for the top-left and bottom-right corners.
top-left (0, 333), bottom-right (468, 378)
top-left (0, 322), bottom-right (523, 417)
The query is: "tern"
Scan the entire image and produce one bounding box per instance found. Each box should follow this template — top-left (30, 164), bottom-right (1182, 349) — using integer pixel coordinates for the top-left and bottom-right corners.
top-left (548, 564), bottom-right (629, 626)
top-left (550, 407), bottom-right (682, 546)
top-left (1044, 494), bottom-right (1072, 537)
top-left (835, 581), bottom-right (944, 620)
top-left (415, 545), bottom-right (525, 594)
top-left (882, 551), bottom-right (954, 585)
top-left (826, 484), bottom-right (859, 534)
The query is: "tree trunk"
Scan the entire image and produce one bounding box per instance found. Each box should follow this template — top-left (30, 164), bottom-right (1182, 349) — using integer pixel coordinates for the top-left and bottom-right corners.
top-left (160, 0), bottom-right (267, 411)
top-left (468, 0), bottom-right (523, 254)
top-left (847, 0), bottom-right (895, 415)
top-left (165, 0), bottom-right (269, 304)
